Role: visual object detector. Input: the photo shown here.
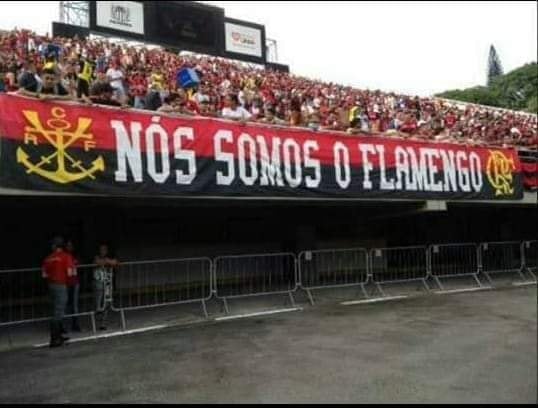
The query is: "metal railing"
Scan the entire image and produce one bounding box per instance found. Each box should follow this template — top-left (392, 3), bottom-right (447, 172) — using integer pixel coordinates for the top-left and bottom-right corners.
top-left (522, 240), bottom-right (537, 281)
top-left (0, 265), bottom-right (97, 332)
top-left (112, 257), bottom-right (213, 328)
top-left (479, 241), bottom-right (527, 284)
top-left (298, 248), bottom-right (369, 305)
top-left (369, 246), bottom-right (430, 296)
top-left (213, 253), bottom-right (298, 314)
top-left (1, 241), bottom-right (534, 336)
top-left (428, 243), bottom-right (483, 290)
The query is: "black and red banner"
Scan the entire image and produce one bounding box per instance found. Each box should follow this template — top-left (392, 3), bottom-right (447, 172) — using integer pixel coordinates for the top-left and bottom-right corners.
top-left (521, 161), bottom-right (537, 190)
top-left (0, 94), bottom-right (524, 200)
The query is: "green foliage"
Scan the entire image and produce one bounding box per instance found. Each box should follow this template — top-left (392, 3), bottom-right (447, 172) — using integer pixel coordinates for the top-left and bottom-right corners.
top-left (436, 62), bottom-right (538, 112)
top-left (526, 95), bottom-right (537, 114)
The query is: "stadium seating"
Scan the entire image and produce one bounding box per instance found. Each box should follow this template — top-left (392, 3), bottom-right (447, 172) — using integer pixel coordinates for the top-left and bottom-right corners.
top-left (1, 28), bottom-right (536, 150)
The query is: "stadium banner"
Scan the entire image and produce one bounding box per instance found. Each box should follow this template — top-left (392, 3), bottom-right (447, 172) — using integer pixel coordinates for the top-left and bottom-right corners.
top-left (224, 21), bottom-right (263, 58)
top-left (0, 94), bottom-right (524, 200)
top-left (95, 1), bottom-right (145, 35)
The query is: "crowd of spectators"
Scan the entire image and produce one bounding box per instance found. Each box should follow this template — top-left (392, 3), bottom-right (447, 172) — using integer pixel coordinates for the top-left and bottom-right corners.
top-left (1, 28), bottom-right (536, 150)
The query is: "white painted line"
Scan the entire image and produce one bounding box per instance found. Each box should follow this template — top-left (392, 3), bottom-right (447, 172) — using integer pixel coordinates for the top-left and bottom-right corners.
top-left (33, 324), bottom-right (169, 348)
top-left (214, 307), bottom-right (302, 321)
top-left (341, 295), bottom-right (408, 306)
top-left (513, 281), bottom-right (537, 287)
top-left (434, 287), bottom-right (492, 295)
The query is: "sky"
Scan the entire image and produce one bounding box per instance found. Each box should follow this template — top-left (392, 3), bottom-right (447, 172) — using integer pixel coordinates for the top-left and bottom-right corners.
top-left (0, 1), bottom-right (536, 96)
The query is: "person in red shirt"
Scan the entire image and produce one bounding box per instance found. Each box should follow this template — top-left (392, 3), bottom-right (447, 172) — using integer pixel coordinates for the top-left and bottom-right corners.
top-left (368, 107), bottom-right (380, 133)
top-left (399, 112), bottom-right (418, 135)
top-left (42, 236), bottom-right (75, 347)
top-left (445, 110), bottom-right (458, 129)
top-left (128, 70), bottom-right (147, 109)
top-left (183, 90), bottom-right (201, 115)
top-left (65, 240), bottom-right (81, 332)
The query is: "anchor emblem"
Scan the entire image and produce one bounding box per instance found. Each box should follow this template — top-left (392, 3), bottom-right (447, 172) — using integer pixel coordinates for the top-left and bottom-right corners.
top-left (16, 107), bottom-right (105, 184)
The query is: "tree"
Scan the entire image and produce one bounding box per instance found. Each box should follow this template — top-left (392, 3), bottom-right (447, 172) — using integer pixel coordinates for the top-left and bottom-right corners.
top-left (528, 95), bottom-right (538, 114)
top-left (436, 62), bottom-right (537, 112)
top-left (487, 45), bottom-right (504, 86)
top-left (438, 87), bottom-right (498, 107)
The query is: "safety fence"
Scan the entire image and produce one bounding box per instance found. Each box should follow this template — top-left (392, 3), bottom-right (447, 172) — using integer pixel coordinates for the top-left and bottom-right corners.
top-left (369, 246), bottom-right (430, 296)
top-left (480, 241), bottom-right (527, 283)
top-left (213, 253), bottom-right (298, 314)
top-left (522, 241), bottom-right (537, 279)
top-left (298, 248), bottom-right (369, 305)
top-left (428, 243), bottom-right (482, 290)
top-left (0, 264), bottom-right (97, 332)
top-left (0, 240), bottom-right (535, 333)
top-left (113, 258), bottom-right (212, 327)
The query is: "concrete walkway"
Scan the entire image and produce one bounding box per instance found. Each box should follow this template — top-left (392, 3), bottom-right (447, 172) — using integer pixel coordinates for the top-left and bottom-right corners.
top-left (0, 285), bottom-right (536, 403)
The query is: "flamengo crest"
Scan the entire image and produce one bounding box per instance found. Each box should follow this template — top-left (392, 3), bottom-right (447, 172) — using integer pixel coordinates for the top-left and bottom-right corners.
top-left (17, 107), bottom-right (105, 184)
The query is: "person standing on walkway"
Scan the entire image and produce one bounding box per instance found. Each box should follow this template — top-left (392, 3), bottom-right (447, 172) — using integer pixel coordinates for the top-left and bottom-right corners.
top-left (42, 236), bottom-right (74, 347)
top-left (93, 244), bottom-right (118, 331)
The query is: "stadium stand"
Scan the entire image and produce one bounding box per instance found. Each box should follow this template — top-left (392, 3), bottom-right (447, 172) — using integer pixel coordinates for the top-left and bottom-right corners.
top-left (1, 28), bottom-right (536, 153)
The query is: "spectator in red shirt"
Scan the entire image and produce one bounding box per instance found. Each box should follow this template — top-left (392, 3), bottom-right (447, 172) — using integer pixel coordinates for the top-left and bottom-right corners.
top-left (399, 112), bottom-right (418, 135)
top-left (445, 110), bottom-right (458, 129)
top-left (198, 98), bottom-right (218, 118)
top-left (42, 236), bottom-right (74, 347)
top-left (289, 96), bottom-right (303, 127)
top-left (158, 90), bottom-right (198, 116)
top-left (368, 105), bottom-right (380, 132)
top-left (128, 69), bottom-right (147, 109)
top-left (183, 89), bottom-right (200, 115)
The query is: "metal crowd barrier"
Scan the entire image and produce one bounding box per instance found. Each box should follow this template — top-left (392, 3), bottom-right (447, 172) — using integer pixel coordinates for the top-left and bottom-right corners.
top-left (2, 241), bottom-right (535, 337)
top-left (112, 257), bottom-right (213, 328)
top-left (0, 265), bottom-right (97, 332)
top-left (298, 248), bottom-right (369, 305)
top-left (369, 246), bottom-right (430, 296)
top-left (213, 253), bottom-right (298, 314)
top-left (522, 240), bottom-right (537, 281)
top-left (479, 241), bottom-right (527, 284)
top-left (428, 243), bottom-right (483, 290)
